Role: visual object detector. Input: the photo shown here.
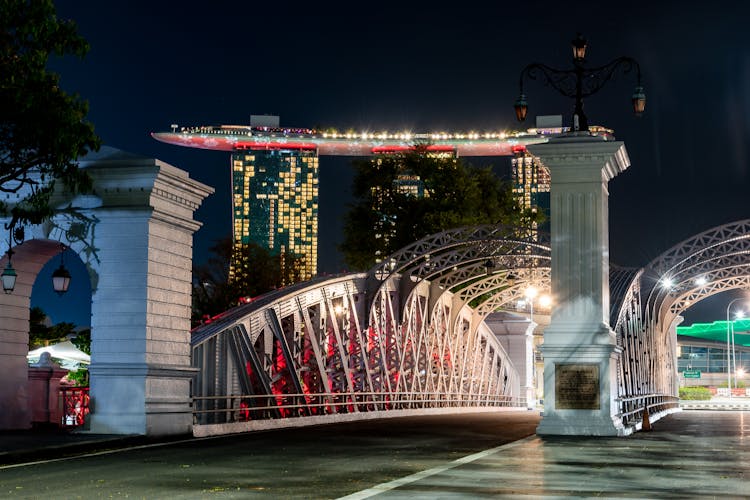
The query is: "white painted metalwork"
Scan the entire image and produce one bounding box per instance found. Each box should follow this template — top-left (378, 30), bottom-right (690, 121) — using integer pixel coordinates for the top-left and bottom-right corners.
top-left (192, 219), bottom-right (750, 432)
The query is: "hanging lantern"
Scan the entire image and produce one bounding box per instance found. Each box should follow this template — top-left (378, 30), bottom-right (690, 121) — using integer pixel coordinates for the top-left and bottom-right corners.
top-left (52, 246), bottom-right (71, 295)
top-left (514, 94), bottom-right (528, 122)
top-left (571, 33), bottom-right (587, 61)
top-left (632, 86), bottom-right (646, 116)
top-left (2, 260), bottom-right (17, 294)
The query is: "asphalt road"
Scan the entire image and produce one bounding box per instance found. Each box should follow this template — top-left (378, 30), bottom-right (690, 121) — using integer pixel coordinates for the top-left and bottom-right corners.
top-left (0, 410), bottom-right (540, 499)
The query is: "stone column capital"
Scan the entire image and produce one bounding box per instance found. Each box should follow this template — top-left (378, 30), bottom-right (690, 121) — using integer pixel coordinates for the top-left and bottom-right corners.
top-left (528, 135), bottom-right (630, 182)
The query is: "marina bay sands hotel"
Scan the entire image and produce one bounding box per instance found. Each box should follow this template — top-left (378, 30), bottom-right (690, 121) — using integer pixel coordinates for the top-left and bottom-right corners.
top-left (153, 115), bottom-right (588, 280)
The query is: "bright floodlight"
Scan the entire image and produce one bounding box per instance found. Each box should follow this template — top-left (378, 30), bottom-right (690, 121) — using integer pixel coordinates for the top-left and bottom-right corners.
top-left (694, 276), bottom-right (707, 286)
top-left (539, 294), bottom-right (552, 308)
top-left (661, 277), bottom-right (674, 288)
top-left (524, 286), bottom-right (539, 300)
top-left (737, 368), bottom-right (746, 378)
top-left (736, 310), bottom-right (746, 319)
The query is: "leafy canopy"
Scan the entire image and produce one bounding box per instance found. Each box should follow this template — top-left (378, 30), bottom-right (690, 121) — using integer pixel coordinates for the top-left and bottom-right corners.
top-left (340, 148), bottom-right (542, 270)
top-left (29, 305), bottom-right (76, 349)
top-left (1, 0), bottom-right (99, 227)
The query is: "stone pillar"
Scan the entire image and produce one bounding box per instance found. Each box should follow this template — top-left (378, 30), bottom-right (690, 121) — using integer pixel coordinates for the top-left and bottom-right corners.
top-left (484, 313), bottom-right (535, 408)
top-left (528, 135), bottom-right (630, 436)
top-left (82, 152), bottom-right (213, 436)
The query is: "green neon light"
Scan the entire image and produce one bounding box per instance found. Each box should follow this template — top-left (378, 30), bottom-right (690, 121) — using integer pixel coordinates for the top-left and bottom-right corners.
top-left (676, 319), bottom-right (750, 347)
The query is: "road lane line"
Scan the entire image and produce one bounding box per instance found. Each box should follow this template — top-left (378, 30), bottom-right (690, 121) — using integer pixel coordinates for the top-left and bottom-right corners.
top-left (0, 436), bottom-right (210, 470)
top-left (337, 435), bottom-right (537, 499)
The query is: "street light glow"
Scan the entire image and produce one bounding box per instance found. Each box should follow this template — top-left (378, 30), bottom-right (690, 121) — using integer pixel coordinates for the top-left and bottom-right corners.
top-left (539, 294), bottom-right (552, 308)
top-left (725, 298), bottom-right (748, 396)
top-left (524, 286), bottom-right (539, 300)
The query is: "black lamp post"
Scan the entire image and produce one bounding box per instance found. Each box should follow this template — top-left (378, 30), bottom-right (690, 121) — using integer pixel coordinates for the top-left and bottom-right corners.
top-left (1, 224), bottom-right (24, 294)
top-left (514, 33), bottom-right (646, 132)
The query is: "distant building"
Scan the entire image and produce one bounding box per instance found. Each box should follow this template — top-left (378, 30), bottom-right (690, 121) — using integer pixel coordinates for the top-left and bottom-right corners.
top-left (509, 116), bottom-right (566, 239)
top-left (232, 145), bottom-right (319, 280)
top-left (152, 116), bottom-right (598, 280)
top-left (676, 320), bottom-right (750, 389)
top-left (511, 148), bottom-right (550, 237)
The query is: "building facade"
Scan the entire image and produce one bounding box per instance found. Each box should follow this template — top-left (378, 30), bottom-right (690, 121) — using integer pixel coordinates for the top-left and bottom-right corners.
top-left (153, 116), bottom-right (567, 282)
top-left (511, 148), bottom-right (551, 237)
top-left (231, 146), bottom-right (319, 280)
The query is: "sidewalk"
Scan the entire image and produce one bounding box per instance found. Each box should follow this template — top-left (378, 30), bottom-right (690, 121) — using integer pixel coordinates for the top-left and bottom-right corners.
top-left (0, 427), bottom-right (187, 466)
top-left (680, 395), bottom-right (750, 410)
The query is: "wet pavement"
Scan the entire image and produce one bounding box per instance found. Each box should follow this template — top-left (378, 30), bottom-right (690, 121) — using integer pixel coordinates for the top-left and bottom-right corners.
top-left (343, 410), bottom-right (750, 499)
top-left (1, 410), bottom-right (749, 498)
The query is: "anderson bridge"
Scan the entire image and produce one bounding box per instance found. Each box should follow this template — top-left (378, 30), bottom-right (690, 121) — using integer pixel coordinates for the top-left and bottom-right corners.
top-left (190, 220), bottom-right (750, 436)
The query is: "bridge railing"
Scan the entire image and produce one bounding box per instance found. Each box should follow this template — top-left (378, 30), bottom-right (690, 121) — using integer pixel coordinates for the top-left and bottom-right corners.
top-left (616, 393), bottom-right (680, 429)
top-left (192, 392), bottom-right (525, 424)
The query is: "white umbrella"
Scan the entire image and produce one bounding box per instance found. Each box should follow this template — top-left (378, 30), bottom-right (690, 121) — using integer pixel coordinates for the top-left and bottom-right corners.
top-left (27, 340), bottom-right (90, 365)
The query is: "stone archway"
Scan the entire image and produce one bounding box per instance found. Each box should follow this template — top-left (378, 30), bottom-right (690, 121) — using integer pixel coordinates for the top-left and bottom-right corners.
top-left (0, 146), bottom-right (213, 435)
top-left (0, 239), bottom-right (77, 429)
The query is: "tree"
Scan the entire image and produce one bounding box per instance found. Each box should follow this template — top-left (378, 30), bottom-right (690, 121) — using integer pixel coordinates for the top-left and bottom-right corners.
top-left (192, 237), bottom-right (305, 326)
top-left (340, 149), bottom-right (542, 270)
top-left (70, 327), bottom-right (90, 355)
top-left (29, 306), bottom-right (75, 349)
top-left (1, 0), bottom-right (100, 228)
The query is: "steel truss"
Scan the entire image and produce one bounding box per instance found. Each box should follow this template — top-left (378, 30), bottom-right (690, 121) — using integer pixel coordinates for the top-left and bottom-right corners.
top-left (192, 220), bottom-right (750, 429)
top-left (612, 219), bottom-right (750, 411)
top-left (191, 226), bottom-right (548, 425)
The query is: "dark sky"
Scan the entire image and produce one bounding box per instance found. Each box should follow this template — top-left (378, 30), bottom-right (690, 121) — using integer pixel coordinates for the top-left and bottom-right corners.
top-left (35, 0), bottom-right (750, 325)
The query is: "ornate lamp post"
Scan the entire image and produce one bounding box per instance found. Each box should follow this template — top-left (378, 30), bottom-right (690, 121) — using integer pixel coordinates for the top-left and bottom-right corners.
top-left (1, 225), bottom-right (25, 294)
top-left (519, 35), bottom-right (645, 436)
top-left (514, 33), bottom-right (646, 131)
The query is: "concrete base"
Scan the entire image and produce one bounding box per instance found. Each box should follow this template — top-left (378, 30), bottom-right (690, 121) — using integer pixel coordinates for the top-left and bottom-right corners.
top-left (537, 341), bottom-right (624, 436)
top-left (88, 362), bottom-right (195, 436)
top-left (536, 411), bottom-right (624, 436)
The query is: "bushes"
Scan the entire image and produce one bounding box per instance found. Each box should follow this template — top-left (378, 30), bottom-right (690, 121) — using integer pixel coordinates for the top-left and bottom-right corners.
top-left (66, 368), bottom-right (89, 387)
top-left (679, 386), bottom-right (712, 400)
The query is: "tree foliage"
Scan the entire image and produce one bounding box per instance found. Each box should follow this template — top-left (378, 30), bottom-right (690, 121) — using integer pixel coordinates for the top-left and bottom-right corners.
top-left (192, 237), bottom-right (305, 326)
top-left (340, 149), bottom-right (542, 270)
top-left (1, 0), bottom-right (100, 227)
top-left (29, 305), bottom-right (76, 349)
top-left (71, 327), bottom-right (90, 355)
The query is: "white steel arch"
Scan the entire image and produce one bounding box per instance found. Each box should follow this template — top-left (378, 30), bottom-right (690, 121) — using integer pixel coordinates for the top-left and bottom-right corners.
top-left (611, 219), bottom-right (750, 422)
top-left (191, 219), bottom-right (750, 433)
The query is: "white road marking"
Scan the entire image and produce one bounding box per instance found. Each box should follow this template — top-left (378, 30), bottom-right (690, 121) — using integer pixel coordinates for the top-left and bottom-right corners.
top-left (0, 435), bottom-right (213, 470)
top-left (337, 435), bottom-right (536, 499)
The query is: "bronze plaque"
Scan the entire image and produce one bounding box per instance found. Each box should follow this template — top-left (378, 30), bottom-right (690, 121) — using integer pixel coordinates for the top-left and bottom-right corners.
top-left (555, 364), bottom-right (600, 409)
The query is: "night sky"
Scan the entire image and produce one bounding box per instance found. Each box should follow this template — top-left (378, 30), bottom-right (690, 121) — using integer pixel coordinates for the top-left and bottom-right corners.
top-left (33, 0), bottom-right (750, 326)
